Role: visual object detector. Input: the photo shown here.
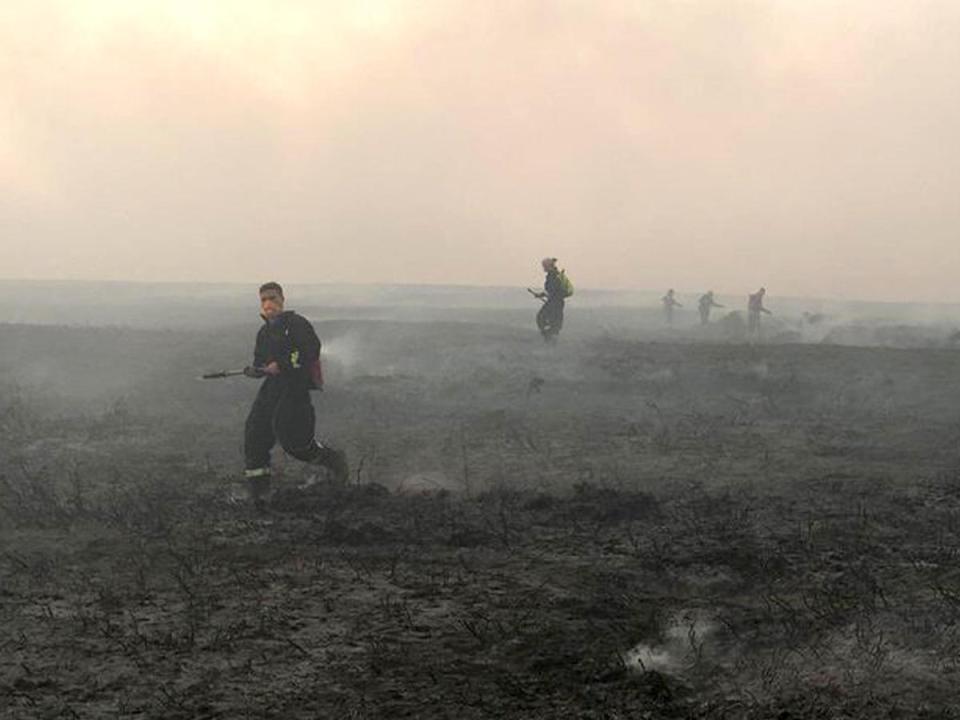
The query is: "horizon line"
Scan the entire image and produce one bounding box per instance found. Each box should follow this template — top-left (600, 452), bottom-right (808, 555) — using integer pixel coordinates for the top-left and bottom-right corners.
top-left (2, 276), bottom-right (960, 309)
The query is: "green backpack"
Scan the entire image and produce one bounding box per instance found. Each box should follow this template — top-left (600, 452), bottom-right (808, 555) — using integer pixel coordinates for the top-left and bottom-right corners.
top-left (559, 270), bottom-right (575, 298)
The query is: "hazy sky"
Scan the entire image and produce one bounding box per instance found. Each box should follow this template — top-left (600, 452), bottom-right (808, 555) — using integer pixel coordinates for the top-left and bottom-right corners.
top-left (2, 1), bottom-right (958, 301)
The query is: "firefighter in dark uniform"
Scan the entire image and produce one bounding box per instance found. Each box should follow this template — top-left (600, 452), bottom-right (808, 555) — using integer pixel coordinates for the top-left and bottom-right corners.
top-left (661, 289), bottom-right (682, 325)
top-left (535, 257), bottom-right (566, 342)
top-left (243, 282), bottom-right (348, 500)
top-left (747, 286), bottom-right (772, 338)
top-left (698, 291), bottom-right (724, 325)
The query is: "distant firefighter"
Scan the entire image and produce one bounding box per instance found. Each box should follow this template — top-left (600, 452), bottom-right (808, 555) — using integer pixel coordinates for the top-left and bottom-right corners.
top-left (747, 287), bottom-right (772, 338)
top-left (662, 289), bottom-right (682, 325)
top-left (530, 257), bottom-right (573, 343)
top-left (698, 291), bottom-right (724, 325)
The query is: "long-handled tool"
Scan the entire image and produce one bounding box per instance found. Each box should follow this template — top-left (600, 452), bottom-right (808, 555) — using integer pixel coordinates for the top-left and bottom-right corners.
top-left (199, 368), bottom-right (248, 380)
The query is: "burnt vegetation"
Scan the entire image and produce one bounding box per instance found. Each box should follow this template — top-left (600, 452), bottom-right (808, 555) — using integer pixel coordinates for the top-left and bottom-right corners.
top-left (3, 323), bottom-right (960, 717)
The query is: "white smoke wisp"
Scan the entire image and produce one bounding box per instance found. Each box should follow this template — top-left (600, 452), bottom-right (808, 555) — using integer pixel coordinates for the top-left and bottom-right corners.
top-left (319, 332), bottom-right (367, 380)
top-left (622, 610), bottom-right (719, 676)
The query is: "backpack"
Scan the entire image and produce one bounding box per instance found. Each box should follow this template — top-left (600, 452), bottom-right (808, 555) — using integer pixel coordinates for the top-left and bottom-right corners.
top-left (559, 270), bottom-right (575, 298)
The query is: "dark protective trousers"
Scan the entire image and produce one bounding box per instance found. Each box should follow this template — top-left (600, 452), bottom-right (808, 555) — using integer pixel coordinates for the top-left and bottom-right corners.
top-left (244, 377), bottom-right (327, 472)
top-left (536, 298), bottom-right (565, 340)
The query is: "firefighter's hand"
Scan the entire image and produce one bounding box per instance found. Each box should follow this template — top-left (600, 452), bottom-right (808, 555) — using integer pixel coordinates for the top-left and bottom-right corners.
top-left (263, 361), bottom-right (281, 376)
top-left (243, 365), bottom-right (264, 378)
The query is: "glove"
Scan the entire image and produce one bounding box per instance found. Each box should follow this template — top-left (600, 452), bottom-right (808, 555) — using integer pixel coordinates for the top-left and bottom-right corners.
top-left (243, 365), bottom-right (265, 378)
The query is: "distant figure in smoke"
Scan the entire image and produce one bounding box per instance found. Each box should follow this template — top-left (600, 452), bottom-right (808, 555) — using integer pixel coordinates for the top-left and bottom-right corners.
top-left (242, 282), bottom-right (348, 503)
top-left (747, 287), bottom-right (772, 339)
top-left (532, 257), bottom-right (572, 343)
top-left (661, 289), bottom-right (682, 325)
top-left (697, 291), bottom-right (724, 325)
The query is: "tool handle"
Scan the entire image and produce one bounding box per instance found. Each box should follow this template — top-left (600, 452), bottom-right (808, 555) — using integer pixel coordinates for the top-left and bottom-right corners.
top-left (200, 369), bottom-right (247, 379)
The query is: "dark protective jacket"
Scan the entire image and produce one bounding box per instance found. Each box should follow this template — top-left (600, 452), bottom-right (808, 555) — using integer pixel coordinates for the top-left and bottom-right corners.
top-left (253, 310), bottom-right (322, 389)
top-left (748, 293), bottom-right (769, 315)
top-left (544, 270), bottom-right (565, 301)
top-left (699, 294), bottom-right (720, 311)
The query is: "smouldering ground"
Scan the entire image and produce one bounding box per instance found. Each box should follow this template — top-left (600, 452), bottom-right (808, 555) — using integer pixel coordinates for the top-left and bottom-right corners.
top-left (3, 321), bottom-right (960, 717)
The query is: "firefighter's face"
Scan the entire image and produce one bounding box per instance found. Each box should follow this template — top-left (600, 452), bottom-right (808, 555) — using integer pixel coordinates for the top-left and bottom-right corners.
top-left (260, 291), bottom-right (284, 319)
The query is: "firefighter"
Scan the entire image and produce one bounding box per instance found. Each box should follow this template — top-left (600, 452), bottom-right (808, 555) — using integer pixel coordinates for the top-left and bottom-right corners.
top-left (533, 257), bottom-right (571, 342)
top-left (242, 282), bottom-right (348, 502)
top-left (662, 289), bottom-right (682, 325)
top-left (698, 291), bottom-right (724, 325)
top-left (747, 287), bottom-right (772, 338)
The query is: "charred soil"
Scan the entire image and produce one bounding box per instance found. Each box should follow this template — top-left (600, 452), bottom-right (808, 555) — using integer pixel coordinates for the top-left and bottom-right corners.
top-left (3, 322), bottom-right (960, 718)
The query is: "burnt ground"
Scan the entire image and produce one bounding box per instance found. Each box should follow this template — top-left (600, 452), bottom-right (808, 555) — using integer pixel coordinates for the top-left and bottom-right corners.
top-left (4, 320), bottom-right (960, 718)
